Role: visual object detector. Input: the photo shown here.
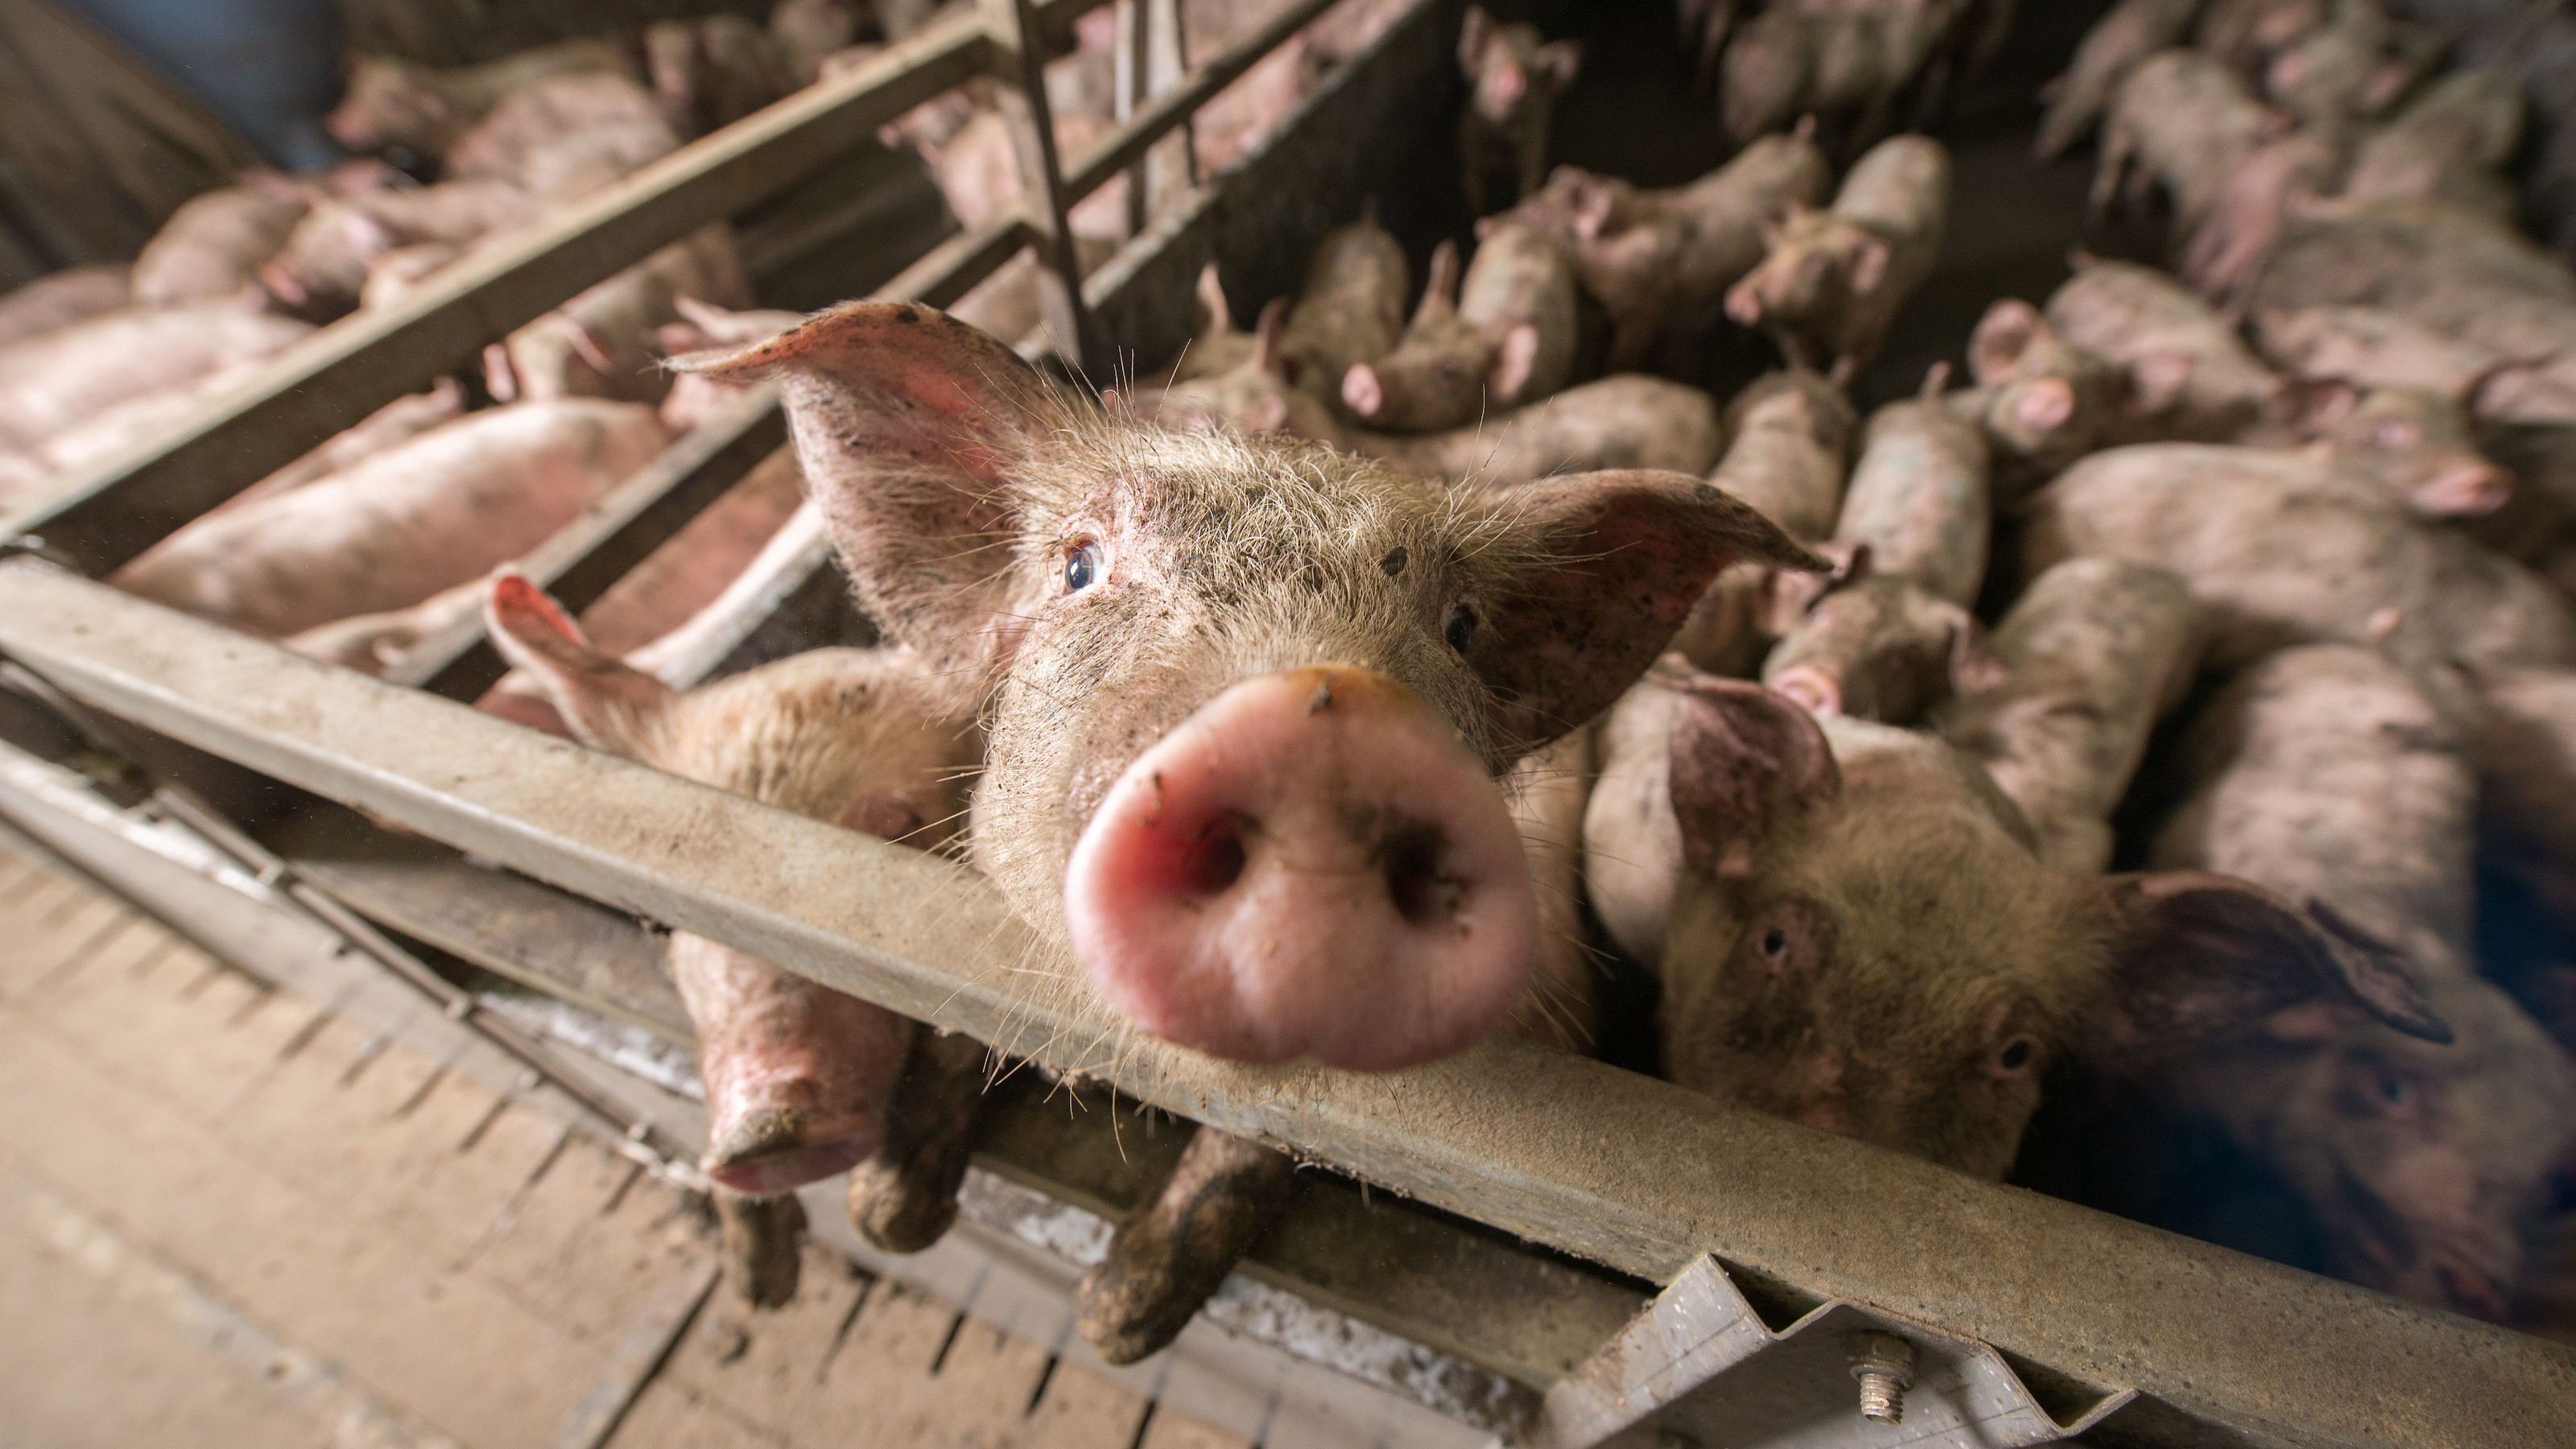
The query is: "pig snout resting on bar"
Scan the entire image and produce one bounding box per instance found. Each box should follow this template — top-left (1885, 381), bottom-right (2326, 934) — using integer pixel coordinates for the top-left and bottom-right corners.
top-left (670, 299), bottom-right (1821, 1074)
top-left (111, 398), bottom-right (669, 638)
top-left (1725, 134), bottom-right (1950, 385)
top-left (484, 575), bottom-right (984, 1303)
top-left (1340, 224), bottom-right (1578, 433)
top-left (1582, 658), bottom-right (2447, 1180)
top-left (1456, 6), bottom-right (1581, 216)
top-left (1936, 558), bottom-right (2203, 874)
top-left (1485, 129), bottom-right (1830, 371)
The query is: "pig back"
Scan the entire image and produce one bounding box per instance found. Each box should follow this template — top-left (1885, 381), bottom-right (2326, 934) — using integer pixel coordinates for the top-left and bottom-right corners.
top-left (1456, 225), bottom-right (1578, 407)
top-left (1831, 398), bottom-right (1990, 607)
top-left (1831, 134), bottom-right (1951, 250)
top-left (114, 399), bottom-right (667, 638)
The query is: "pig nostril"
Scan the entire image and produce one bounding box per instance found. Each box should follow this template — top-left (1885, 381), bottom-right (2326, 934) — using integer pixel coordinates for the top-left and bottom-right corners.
top-left (1172, 812), bottom-right (1250, 898)
top-left (1377, 819), bottom-right (1461, 927)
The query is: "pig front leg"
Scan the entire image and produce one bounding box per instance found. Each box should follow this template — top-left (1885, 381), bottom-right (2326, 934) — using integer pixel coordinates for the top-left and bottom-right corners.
top-left (845, 1027), bottom-right (992, 1253)
top-left (1075, 1126), bottom-right (1297, 1364)
top-left (712, 1188), bottom-right (807, 1308)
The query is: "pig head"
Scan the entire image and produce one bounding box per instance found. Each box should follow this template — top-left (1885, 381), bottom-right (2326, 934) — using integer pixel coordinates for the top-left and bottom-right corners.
top-left (673, 301), bottom-right (1818, 1071)
top-left (1585, 663), bottom-right (2449, 1179)
top-left (485, 574), bottom-right (979, 1192)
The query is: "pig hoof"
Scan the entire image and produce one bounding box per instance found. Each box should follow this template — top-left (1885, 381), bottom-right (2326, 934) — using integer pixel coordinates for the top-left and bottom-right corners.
top-left (704, 1108), bottom-right (876, 1196)
top-left (1075, 1129), bottom-right (1295, 1365)
top-left (846, 1158), bottom-right (963, 1253)
top-left (714, 1189), bottom-right (807, 1309)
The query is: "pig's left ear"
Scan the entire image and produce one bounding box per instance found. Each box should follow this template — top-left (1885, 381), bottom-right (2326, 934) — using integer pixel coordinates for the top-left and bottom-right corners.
top-left (483, 572), bottom-right (679, 759)
top-left (1850, 235), bottom-right (1893, 295)
top-left (2083, 872), bottom-right (2453, 1073)
top-left (1459, 6), bottom-right (1495, 68)
top-left (668, 301), bottom-right (1071, 679)
top-left (1471, 471), bottom-right (1827, 751)
top-left (1535, 39), bottom-right (1582, 90)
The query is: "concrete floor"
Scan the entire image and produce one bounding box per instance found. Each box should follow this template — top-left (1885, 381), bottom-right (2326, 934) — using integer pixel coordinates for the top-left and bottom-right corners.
top-left (0, 838), bottom-right (1249, 1449)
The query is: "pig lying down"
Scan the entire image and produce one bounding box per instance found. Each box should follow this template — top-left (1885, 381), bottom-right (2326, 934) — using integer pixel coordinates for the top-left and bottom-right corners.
top-left (671, 300), bottom-right (1820, 1072)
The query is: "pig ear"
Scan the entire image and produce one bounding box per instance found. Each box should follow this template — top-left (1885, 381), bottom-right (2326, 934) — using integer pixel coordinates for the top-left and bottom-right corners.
top-left (1459, 6), bottom-right (1495, 68)
top-left (1663, 671), bottom-right (1840, 879)
top-left (1249, 295), bottom-right (1293, 381)
top-left (1417, 240), bottom-right (1462, 325)
top-left (1535, 39), bottom-right (1583, 89)
top-left (2083, 872), bottom-right (2454, 1071)
top-left (1194, 261), bottom-right (1234, 337)
top-left (1469, 472), bottom-right (1827, 749)
top-left (2130, 352), bottom-right (2197, 414)
top-left (2281, 378), bottom-right (2359, 432)
top-left (666, 300), bottom-right (1068, 675)
top-left (1946, 610), bottom-right (2008, 696)
top-left (1850, 235), bottom-right (1893, 296)
top-left (1968, 299), bottom-right (2043, 383)
top-left (482, 572), bottom-right (678, 758)
top-left (1486, 320), bottom-right (1540, 399)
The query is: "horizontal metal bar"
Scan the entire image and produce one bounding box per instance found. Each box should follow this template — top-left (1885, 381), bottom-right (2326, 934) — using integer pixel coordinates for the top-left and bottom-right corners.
top-left (6, 14), bottom-right (991, 576)
top-left (0, 564), bottom-right (2561, 1449)
top-left (878, 212), bottom-right (1039, 311)
top-left (1060, 0), bottom-right (1340, 202)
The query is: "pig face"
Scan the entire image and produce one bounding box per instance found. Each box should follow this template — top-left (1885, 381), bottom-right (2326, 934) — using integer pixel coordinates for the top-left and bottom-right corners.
top-left (485, 573), bottom-right (975, 1191)
top-left (328, 57), bottom-right (451, 155)
top-left (675, 302), bottom-right (1818, 1071)
top-left (1631, 667), bottom-right (2449, 1179)
top-left (1458, 6), bottom-right (1580, 127)
top-left (2291, 383), bottom-right (2513, 517)
top-left (2194, 976), bottom-right (2576, 1323)
top-left (1726, 210), bottom-right (1888, 341)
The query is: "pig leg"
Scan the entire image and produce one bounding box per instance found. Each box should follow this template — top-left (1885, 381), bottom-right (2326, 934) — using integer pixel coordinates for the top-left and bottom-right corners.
top-left (712, 1187), bottom-right (807, 1308)
top-left (1075, 1127), bottom-right (1296, 1364)
top-left (845, 1027), bottom-right (991, 1253)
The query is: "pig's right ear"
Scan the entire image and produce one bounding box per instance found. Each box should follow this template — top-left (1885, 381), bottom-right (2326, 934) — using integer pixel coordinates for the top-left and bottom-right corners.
top-left (667, 301), bottom-right (1069, 673)
top-left (1663, 671), bottom-right (1839, 879)
top-left (1472, 472), bottom-right (1827, 749)
top-left (1968, 299), bottom-right (2043, 384)
top-left (2083, 872), bottom-right (2454, 1073)
top-left (483, 572), bottom-right (678, 759)
top-left (1459, 6), bottom-right (1496, 69)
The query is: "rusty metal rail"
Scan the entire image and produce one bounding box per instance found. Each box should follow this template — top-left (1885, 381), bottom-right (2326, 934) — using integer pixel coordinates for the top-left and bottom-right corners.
top-left (0, 564), bottom-right (2564, 1449)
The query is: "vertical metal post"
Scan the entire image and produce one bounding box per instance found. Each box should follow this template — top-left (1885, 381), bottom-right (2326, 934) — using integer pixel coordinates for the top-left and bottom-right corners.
top-left (1117, 0), bottom-right (1193, 234)
top-left (980, 0), bottom-right (1100, 375)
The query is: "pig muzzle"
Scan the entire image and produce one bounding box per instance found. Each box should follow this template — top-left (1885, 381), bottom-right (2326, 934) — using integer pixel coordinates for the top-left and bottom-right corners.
top-left (1062, 667), bottom-right (1538, 1071)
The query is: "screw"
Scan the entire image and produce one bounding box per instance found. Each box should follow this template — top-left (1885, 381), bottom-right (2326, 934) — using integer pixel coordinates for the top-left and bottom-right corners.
top-left (1846, 1330), bottom-right (1917, 1425)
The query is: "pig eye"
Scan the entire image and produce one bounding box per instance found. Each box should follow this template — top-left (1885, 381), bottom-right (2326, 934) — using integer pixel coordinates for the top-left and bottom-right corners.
top-left (1064, 541), bottom-right (1102, 593)
top-left (1443, 603), bottom-right (1478, 654)
top-left (1761, 927), bottom-right (1789, 959)
top-left (2376, 1071), bottom-right (2415, 1108)
top-left (1996, 1038), bottom-right (2034, 1074)
top-left (2368, 422), bottom-right (2420, 448)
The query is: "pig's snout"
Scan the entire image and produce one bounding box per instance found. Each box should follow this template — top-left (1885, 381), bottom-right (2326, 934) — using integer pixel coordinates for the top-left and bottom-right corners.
top-left (1341, 365), bottom-right (1386, 420)
top-left (676, 937), bottom-right (910, 1195)
top-left (1724, 281), bottom-right (1765, 327)
top-left (1769, 664), bottom-right (1843, 718)
top-left (1062, 668), bottom-right (1538, 1071)
top-left (2410, 460), bottom-right (2512, 518)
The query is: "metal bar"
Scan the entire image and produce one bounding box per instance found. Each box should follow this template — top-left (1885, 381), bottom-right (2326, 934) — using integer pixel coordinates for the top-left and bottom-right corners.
top-left (875, 211), bottom-right (1039, 312)
top-left (980, 0), bottom-right (1100, 373)
top-left (1061, 0), bottom-right (1339, 203)
top-left (6, 14), bottom-right (992, 576)
top-left (0, 566), bottom-right (2562, 1449)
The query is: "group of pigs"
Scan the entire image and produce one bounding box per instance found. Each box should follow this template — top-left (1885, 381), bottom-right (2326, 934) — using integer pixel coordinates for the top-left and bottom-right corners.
top-left (9, 0), bottom-right (2576, 1374)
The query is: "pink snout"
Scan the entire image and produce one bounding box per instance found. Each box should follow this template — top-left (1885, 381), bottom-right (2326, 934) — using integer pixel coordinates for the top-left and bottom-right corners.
top-left (671, 935), bottom-right (910, 1195)
top-left (2409, 460), bottom-right (2512, 518)
top-left (1342, 364), bottom-right (1386, 419)
top-left (1062, 668), bottom-right (1538, 1071)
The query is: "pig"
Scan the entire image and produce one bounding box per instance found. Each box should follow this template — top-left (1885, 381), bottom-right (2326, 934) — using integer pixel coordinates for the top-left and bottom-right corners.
top-left (2094, 49), bottom-right (2284, 238)
top-left (112, 398), bottom-right (668, 638)
top-left (2196, 0), bottom-right (2333, 71)
top-left (668, 299), bottom-right (1821, 1072)
top-left (447, 72), bottom-right (681, 199)
top-left (646, 13), bottom-right (798, 138)
top-left (260, 179), bottom-right (539, 321)
top-left (482, 575), bottom-right (984, 1299)
top-left (1484, 129), bottom-right (1831, 370)
top-left (0, 264), bottom-right (130, 349)
top-left (1340, 224), bottom-right (1578, 432)
top-left (1761, 572), bottom-right (2003, 724)
top-left (2021, 441), bottom-right (2573, 674)
top-left (1724, 134), bottom-right (1950, 385)
top-left (2046, 256), bottom-right (2285, 441)
top-left (1830, 386), bottom-right (1991, 607)
top-left (2339, 65), bottom-right (2526, 221)
top-left (227, 380), bottom-right (469, 512)
top-left (919, 107), bottom-right (1128, 244)
top-left (1934, 559), bottom-right (2202, 875)
top-left (130, 175), bottom-right (311, 307)
top-left (324, 39), bottom-right (646, 159)
top-left (1667, 370), bottom-right (1855, 675)
top-left (1457, 6), bottom-right (1582, 215)
top-left (1718, 2), bottom-right (1971, 148)
top-left (2178, 128), bottom-right (2346, 307)
top-left (485, 225), bottom-right (753, 405)
top-left (359, 241), bottom-right (468, 312)
top-left (1163, 263), bottom-right (1260, 385)
top-left (1278, 209), bottom-right (1409, 406)
top-left (20, 361), bottom-right (275, 481)
top-left (2256, 382), bottom-right (2515, 516)
top-left (2034, 0), bottom-right (2204, 159)
top-left (1580, 657), bottom-right (2447, 1179)
top-left (0, 305), bottom-right (312, 452)
top-left (2121, 644), bottom-right (2576, 1324)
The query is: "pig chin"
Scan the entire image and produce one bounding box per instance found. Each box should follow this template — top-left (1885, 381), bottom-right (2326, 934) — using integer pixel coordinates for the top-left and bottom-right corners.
top-left (1059, 667), bottom-right (1540, 1071)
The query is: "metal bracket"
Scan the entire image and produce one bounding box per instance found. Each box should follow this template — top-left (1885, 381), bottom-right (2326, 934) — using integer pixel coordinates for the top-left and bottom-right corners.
top-left (1510, 1257), bottom-right (2136, 1449)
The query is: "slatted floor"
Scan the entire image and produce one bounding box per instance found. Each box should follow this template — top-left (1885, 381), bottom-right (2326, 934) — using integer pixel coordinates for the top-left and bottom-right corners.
top-left (0, 838), bottom-right (1252, 1449)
